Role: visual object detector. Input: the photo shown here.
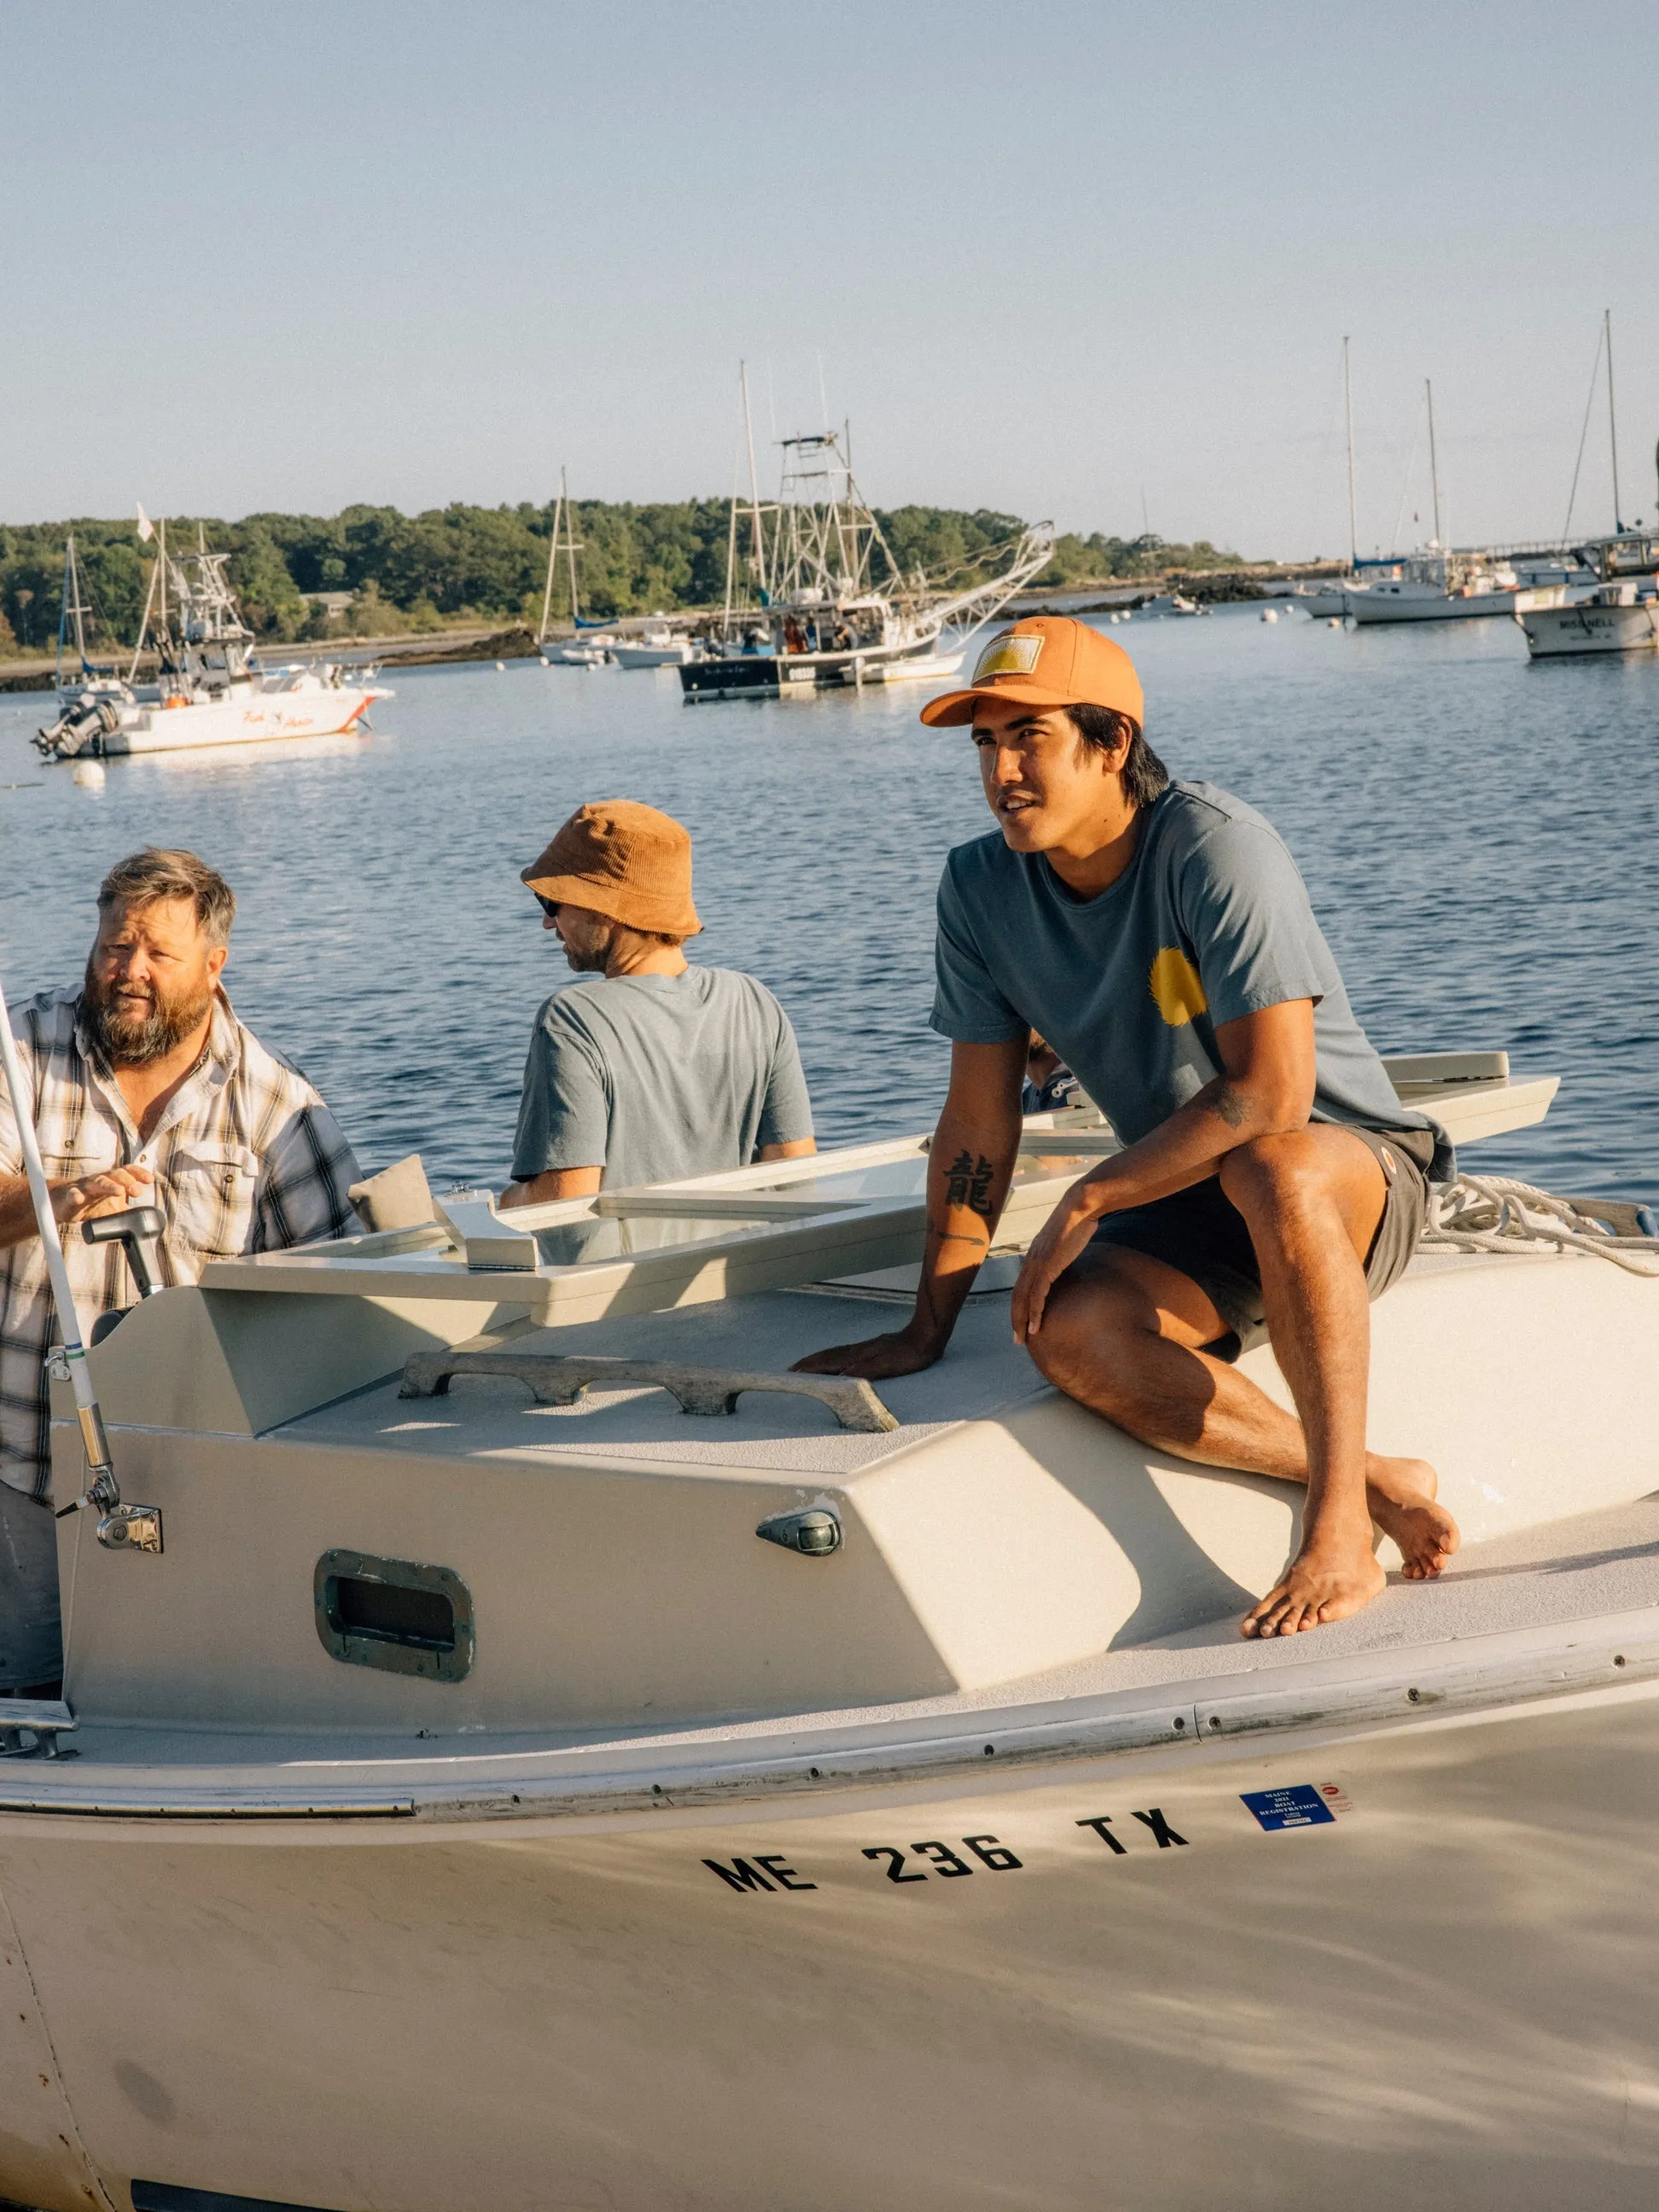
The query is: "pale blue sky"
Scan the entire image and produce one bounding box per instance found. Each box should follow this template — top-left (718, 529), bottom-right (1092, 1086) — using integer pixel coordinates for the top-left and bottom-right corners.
top-left (3, 1), bottom-right (1655, 556)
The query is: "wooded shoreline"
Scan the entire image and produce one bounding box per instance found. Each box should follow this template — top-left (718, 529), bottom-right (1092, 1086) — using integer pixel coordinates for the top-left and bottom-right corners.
top-left (0, 556), bottom-right (1348, 693)
top-left (0, 498), bottom-right (1284, 665)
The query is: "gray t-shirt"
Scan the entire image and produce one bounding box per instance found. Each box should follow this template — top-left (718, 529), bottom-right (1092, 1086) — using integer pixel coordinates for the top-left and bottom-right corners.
top-left (512, 965), bottom-right (814, 1191)
top-left (931, 779), bottom-right (1450, 1178)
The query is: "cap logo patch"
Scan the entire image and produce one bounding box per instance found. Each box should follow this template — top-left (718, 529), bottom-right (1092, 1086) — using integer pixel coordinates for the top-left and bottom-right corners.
top-left (973, 632), bottom-right (1045, 682)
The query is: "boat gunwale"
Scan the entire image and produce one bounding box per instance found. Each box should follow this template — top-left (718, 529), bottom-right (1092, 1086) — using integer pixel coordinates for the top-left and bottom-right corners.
top-left (9, 1600), bottom-right (1657, 1828)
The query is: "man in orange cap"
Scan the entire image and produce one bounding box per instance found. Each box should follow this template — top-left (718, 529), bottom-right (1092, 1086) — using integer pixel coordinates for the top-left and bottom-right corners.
top-left (799, 616), bottom-right (1458, 1638)
top-left (501, 800), bottom-right (815, 1202)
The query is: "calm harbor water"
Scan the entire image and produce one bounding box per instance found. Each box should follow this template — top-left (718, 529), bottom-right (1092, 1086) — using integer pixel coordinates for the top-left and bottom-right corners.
top-left (3, 608), bottom-right (1656, 1202)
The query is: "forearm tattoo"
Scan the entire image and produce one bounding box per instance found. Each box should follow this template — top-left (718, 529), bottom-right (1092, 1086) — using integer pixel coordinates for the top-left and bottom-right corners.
top-left (1212, 1082), bottom-right (1253, 1130)
top-left (916, 1152), bottom-right (1003, 1340)
top-left (925, 1152), bottom-right (1000, 1254)
top-left (945, 1150), bottom-right (998, 1219)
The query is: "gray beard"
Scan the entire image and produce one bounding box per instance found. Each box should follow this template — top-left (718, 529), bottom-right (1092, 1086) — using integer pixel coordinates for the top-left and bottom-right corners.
top-left (82, 961), bottom-right (213, 1067)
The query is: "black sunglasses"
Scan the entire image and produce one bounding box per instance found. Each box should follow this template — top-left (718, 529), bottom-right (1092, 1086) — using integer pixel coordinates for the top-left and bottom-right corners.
top-left (533, 894), bottom-right (561, 919)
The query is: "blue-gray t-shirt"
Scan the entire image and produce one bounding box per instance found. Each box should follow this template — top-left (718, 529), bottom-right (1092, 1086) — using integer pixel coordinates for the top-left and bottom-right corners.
top-left (930, 780), bottom-right (1449, 1177)
top-left (512, 965), bottom-right (814, 1192)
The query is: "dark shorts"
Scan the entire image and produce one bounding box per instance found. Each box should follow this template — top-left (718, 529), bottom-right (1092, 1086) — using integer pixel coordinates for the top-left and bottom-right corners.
top-left (1086, 1126), bottom-right (1435, 1361)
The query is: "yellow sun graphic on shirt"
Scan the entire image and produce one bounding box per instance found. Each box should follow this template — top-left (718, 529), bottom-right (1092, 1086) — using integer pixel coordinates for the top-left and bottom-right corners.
top-left (1149, 946), bottom-right (1208, 1027)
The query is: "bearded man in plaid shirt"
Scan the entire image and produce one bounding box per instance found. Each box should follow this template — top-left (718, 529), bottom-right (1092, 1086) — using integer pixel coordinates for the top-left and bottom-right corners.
top-left (0, 847), bottom-right (363, 1692)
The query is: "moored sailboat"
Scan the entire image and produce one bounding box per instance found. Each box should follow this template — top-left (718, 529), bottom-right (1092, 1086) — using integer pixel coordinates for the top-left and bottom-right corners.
top-left (536, 470), bottom-right (614, 665)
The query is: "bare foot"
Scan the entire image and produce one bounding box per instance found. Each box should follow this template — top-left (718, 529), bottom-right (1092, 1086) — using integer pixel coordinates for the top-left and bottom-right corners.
top-left (1365, 1454), bottom-right (1459, 1582)
top-left (1241, 1540), bottom-right (1387, 1638)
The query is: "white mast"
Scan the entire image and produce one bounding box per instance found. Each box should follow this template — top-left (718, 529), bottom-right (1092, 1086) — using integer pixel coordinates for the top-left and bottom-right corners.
top-left (538, 487), bottom-right (562, 644)
top-left (563, 468), bottom-right (580, 627)
top-left (1605, 308), bottom-right (1623, 532)
top-left (740, 361), bottom-right (766, 602)
top-left (128, 556), bottom-right (158, 685)
top-left (1425, 379), bottom-right (1442, 549)
top-left (538, 473), bottom-right (584, 637)
top-left (70, 539), bottom-right (88, 663)
top-left (722, 475), bottom-right (739, 636)
top-left (1343, 336), bottom-right (1358, 570)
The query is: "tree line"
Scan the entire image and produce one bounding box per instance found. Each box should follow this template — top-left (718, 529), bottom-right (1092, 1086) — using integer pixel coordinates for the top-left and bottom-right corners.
top-left (0, 500), bottom-right (1245, 653)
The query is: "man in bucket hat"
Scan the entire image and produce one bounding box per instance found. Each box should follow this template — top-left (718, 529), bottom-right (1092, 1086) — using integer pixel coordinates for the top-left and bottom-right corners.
top-left (501, 800), bottom-right (815, 1202)
top-left (799, 616), bottom-right (1458, 1639)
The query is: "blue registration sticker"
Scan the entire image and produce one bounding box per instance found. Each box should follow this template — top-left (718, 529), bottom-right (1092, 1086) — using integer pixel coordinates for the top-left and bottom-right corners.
top-left (1241, 1784), bottom-right (1337, 1832)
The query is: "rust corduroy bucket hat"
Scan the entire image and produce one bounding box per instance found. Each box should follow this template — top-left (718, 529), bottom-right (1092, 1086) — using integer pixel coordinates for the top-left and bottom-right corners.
top-left (521, 800), bottom-right (703, 938)
top-left (919, 615), bottom-right (1144, 729)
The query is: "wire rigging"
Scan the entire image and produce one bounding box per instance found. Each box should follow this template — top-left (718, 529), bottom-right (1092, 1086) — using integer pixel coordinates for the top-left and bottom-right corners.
top-left (1562, 322), bottom-right (1605, 540)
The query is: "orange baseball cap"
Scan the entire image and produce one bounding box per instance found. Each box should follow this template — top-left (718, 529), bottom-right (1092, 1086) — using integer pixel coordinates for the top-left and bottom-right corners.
top-left (919, 615), bottom-right (1144, 729)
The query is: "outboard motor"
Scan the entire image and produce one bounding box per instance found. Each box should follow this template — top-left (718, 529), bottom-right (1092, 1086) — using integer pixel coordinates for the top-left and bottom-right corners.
top-left (35, 695), bottom-right (121, 760)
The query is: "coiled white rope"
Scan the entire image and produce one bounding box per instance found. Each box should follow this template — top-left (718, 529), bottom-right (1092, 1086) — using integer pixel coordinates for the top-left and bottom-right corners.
top-left (1423, 1173), bottom-right (1659, 1278)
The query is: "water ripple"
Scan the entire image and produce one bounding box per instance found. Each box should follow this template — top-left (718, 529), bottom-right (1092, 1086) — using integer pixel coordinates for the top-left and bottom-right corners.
top-left (3, 608), bottom-right (1654, 1202)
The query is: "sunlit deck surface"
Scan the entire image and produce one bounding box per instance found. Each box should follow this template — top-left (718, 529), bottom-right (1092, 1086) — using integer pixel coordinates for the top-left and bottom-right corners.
top-left (49, 1265), bottom-right (1659, 1781)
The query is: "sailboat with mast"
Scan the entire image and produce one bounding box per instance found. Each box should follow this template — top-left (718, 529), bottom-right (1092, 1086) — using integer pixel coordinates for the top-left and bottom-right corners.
top-left (537, 473), bottom-right (613, 666)
top-left (1517, 310), bottom-right (1659, 658)
top-left (49, 536), bottom-right (123, 701)
top-left (1302, 347), bottom-right (1565, 624)
top-left (681, 364), bottom-right (1052, 701)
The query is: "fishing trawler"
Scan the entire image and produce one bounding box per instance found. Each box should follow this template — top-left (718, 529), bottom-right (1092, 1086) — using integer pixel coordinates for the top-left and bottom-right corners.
top-left (680, 372), bottom-right (1052, 701)
top-left (35, 527), bottom-right (390, 761)
top-left (5, 1038), bottom-right (1659, 2211)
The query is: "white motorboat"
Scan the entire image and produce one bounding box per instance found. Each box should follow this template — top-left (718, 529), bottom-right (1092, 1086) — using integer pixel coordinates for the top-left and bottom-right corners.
top-left (539, 637), bottom-right (614, 667)
top-left (609, 622), bottom-right (696, 668)
top-left (8, 1046), bottom-right (1659, 2209)
top-left (1518, 579), bottom-right (1659, 658)
top-left (1135, 592), bottom-right (1205, 617)
top-left (35, 539), bottom-right (389, 760)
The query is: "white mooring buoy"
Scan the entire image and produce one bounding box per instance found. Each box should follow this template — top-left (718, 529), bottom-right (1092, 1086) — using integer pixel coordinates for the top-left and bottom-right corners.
top-left (72, 760), bottom-right (106, 789)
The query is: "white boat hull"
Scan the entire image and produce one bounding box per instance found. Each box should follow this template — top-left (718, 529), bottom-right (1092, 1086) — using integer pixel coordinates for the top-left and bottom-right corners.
top-left (610, 639), bottom-right (695, 667)
top-left (2, 1073), bottom-right (1649, 2211)
top-left (106, 690), bottom-right (382, 754)
top-left (680, 632), bottom-right (947, 700)
top-left (5, 1679), bottom-right (1659, 2211)
top-left (1304, 586), bottom-right (1565, 625)
top-left (1518, 600), bottom-right (1659, 657)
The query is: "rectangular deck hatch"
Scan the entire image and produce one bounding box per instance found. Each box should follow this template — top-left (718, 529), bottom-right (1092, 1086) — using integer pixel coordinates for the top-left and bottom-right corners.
top-left (314, 1550), bottom-right (474, 1682)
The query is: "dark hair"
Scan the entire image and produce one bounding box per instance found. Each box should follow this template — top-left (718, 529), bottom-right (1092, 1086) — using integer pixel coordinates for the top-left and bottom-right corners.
top-left (1065, 703), bottom-right (1169, 809)
top-left (97, 847), bottom-right (236, 946)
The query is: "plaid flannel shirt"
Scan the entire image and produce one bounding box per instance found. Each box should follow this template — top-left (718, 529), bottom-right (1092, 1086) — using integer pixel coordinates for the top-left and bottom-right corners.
top-left (0, 986), bottom-right (361, 1499)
